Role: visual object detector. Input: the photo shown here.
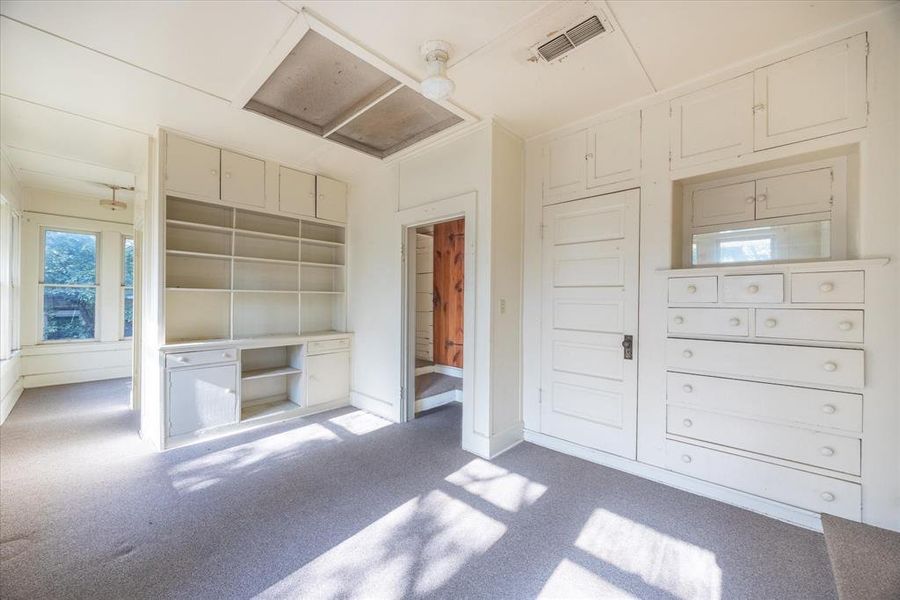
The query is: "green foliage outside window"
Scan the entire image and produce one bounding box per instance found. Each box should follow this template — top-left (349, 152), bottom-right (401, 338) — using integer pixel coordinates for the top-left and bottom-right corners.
top-left (43, 230), bottom-right (97, 340)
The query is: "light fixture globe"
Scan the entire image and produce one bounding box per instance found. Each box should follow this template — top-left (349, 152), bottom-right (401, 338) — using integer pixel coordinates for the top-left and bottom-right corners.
top-left (420, 40), bottom-right (455, 101)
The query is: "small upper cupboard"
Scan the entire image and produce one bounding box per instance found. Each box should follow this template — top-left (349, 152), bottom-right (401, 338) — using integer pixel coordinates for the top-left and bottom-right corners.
top-left (315, 176), bottom-right (348, 223)
top-left (279, 166), bottom-right (316, 218)
top-left (166, 135), bottom-right (220, 199)
top-left (221, 150), bottom-right (265, 208)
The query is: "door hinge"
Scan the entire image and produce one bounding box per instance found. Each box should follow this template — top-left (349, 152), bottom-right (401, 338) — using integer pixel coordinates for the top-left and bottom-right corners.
top-left (866, 100), bottom-right (870, 116)
top-left (865, 40), bottom-right (870, 57)
top-left (400, 386), bottom-right (406, 401)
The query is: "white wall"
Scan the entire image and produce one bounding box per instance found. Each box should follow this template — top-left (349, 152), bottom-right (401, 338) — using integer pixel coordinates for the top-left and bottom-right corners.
top-left (0, 151), bottom-right (25, 423)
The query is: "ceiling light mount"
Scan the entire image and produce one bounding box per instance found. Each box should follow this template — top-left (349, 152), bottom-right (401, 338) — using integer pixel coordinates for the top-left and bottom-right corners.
top-left (99, 184), bottom-right (133, 211)
top-left (420, 40), bottom-right (455, 101)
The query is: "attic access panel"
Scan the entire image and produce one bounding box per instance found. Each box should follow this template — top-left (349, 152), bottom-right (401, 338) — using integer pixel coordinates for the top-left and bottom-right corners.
top-left (244, 29), bottom-right (463, 159)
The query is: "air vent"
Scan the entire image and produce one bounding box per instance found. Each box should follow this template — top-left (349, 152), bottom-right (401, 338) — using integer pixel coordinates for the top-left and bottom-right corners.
top-left (533, 15), bottom-right (609, 63)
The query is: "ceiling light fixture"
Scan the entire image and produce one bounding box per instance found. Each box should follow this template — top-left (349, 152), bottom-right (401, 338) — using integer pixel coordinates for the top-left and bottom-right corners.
top-left (420, 40), bottom-right (455, 101)
top-left (100, 184), bottom-right (132, 211)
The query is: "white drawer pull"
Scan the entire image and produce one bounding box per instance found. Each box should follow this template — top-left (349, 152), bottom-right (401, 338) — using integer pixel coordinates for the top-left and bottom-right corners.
top-left (174, 356), bottom-right (187, 363)
top-left (210, 169), bottom-right (217, 176)
top-left (819, 282), bottom-right (834, 293)
top-left (747, 284), bottom-right (759, 294)
top-left (682, 350), bottom-right (693, 359)
top-left (821, 404), bottom-right (837, 414)
top-left (682, 384), bottom-right (693, 393)
top-left (226, 389), bottom-right (235, 395)
top-left (729, 317), bottom-right (741, 326)
top-left (819, 447), bottom-right (835, 457)
top-left (682, 418), bottom-right (693, 428)
top-left (838, 321), bottom-right (853, 331)
top-left (222, 352), bottom-right (231, 358)
top-left (745, 196), bottom-right (755, 205)
top-left (681, 454), bottom-right (692, 464)
top-left (673, 316), bottom-right (684, 325)
top-left (821, 492), bottom-right (835, 502)
top-left (686, 284), bottom-right (697, 294)
top-left (764, 318), bottom-right (777, 328)
top-left (224, 171), bottom-right (231, 179)
top-left (823, 361), bottom-right (837, 372)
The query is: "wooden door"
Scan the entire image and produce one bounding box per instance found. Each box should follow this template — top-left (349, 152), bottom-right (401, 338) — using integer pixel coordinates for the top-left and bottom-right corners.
top-left (165, 134), bottom-right (220, 200)
top-left (221, 150), bottom-right (266, 208)
top-left (167, 364), bottom-right (238, 437)
top-left (541, 189), bottom-right (639, 458)
top-left (755, 168), bottom-right (833, 219)
top-left (690, 181), bottom-right (756, 227)
top-left (307, 351), bottom-right (350, 406)
top-left (543, 129), bottom-right (587, 204)
top-left (279, 166), bottom-right (316, 217)
top-left (433, 219), bottom-right (464, 368)
top-left (316, 176), bottom-right (348, 223)
top-left (587, 112), bottom-right (641, 190)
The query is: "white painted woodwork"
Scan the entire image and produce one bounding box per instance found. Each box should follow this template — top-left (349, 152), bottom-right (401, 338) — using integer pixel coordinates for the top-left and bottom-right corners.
top-left (220, 150), bottom-right (265, 208)
top-left (689, 181), bottom-right (756, 227)
top-left (668, 276), bottom-right (717, 303)
top-left (307, 350), bottom-right (350, 406)
top-left (316, 176), bottom-right (348, 223)
top-left (587, 113), bottom-right (641, 190)
top-left (666, 338), bottom-right (864, 389)
top-left (165, 135), bottom-right (220, 199)
top-left (541, 189), bottom-right (639, 458)
top-left (667, 307), bottom-right (749, 337)
top-left (754, 34), bottom-right (868, 150)
top-left (791, 271), bottom-right (864, 303)
top-left (756, 308), bottom-right (863, 343)
top-left (167, 363), bottom-right (238, 437)
top-left (308, 338), bottom-right (351, 354)
top-left (722, 274), bottom-right (784, 303)
top-left (755, 168), bottom-right (833, 219)
top-left (668, 405), bottom-right (860, 475)
top-left (542, 129), bottom-right (586, 204)
top-left (279, 167), bottom-right (317, 217)
top-left (669, 73), bottom-right (754, 169)
top-left (666, 440), bottom-right (861, 520)
top-left (166, 348), bottom-right (237, 368)
top-left (667, 372), bottom-right (862, 433)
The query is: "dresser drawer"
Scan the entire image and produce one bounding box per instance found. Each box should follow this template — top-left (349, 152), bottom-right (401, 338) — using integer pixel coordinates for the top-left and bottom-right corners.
top-left (667, 372), bottom-right (862, 433)
top-left (792, 271), bottom-right (864, 303)
top-left (666, 339), bottom-right (864, 388)
top-left (668, 308), bottom-right (748, 336)
top-left (307, 337), bottom-right (351, 355)
top-left (166, 348), bottom-right (237, 368)
top-left (667, 405), bottom-right (860, 475)
top-left (668, 276), bottom-right (717, 303)
top-left (723, 274), bottom-right (784, 303)
top-left (756, 309), bottom-right (863, 343)
top-left (665, 440), bottom-right (860, 520)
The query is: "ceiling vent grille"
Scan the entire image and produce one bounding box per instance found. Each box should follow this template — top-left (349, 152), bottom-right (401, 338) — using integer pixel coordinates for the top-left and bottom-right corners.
top-left (534, 15), bottom-right (608, 63)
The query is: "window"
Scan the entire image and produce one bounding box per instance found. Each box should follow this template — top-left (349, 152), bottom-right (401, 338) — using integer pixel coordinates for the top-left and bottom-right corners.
top-left (41, 229), bottom-right (98, 341)
top-left (691, 221), bottom-right (830, 266)
top-left (122, 236), bottom-right (134, 338)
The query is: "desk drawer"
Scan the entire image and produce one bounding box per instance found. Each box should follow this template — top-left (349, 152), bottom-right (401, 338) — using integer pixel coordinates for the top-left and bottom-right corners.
top-left (792, 271), bottom-right (864, 303)
top-left (666, 338), bottom-right (864, 388)
top-left (665, 440), bottom-right (860, 519)
top-left (668, 276), bottom-right (717, 303)
top-left (307, 337), bottom-right (351, 355)
top-left (756, 309), bottom-right (863, 343)
top-left (723, 274), bottom-right (784, 303)
top-left (166, 348), bottom-right (237, 368)
top-left (668, 308), bottom-right (748, 337)
top-left (667, 405), bottom-right (860, 475)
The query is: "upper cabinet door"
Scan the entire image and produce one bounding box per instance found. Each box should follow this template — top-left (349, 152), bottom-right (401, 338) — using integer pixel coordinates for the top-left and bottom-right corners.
top-left (221, 150), bottom-right (265, 208)
top-left (543, 129), bottom-right (586, 204)
top-left (279, 167), bottom-right (316, 217)
top-left (690, 181), bottom-right (756, 227)
top-left (587, 112), bottom-right (641, 190)
top-left (756, 168), bottom-right (833, 219)
top-left (166, 135), bottom-right (220, 200)
top-left (316, 176), bottom-right (347, 223)
top-left (670, 74), bottom-right (754, 170)
top-left (754, 34), bottom-right (867, 150)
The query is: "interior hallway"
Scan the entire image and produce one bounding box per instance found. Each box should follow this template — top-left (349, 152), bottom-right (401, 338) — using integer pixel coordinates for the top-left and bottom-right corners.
top-left (0, 380), bottom-right (836, 599)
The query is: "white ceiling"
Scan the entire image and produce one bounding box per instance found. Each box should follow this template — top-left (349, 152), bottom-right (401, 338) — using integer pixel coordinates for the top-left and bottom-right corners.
top-left (0, 0), bottom-right (893, 200)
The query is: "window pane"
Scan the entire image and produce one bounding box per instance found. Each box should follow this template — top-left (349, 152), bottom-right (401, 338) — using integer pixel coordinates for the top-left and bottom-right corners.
top-left (692, 221), bottom-right (830, 266)
top-left (123, 288), bottom-right (134, 338)
top-left (123, 237), bottom-right (135, 286)
top-left (44, 230), bottom-right (97, 284)
top-left (43, 286), bottom-right (96, 340)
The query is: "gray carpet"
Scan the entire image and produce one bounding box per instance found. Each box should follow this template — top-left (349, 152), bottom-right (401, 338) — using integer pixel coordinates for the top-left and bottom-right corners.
top-left (415, 373), bottom-right (462, 400)
top-left (0, 379), bottom-right (837, 599)
top-left (821, 514), bottom-right (900, 600)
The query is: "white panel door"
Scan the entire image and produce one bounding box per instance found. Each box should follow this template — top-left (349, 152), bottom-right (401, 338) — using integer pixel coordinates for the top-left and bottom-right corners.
top-left (221, 150), bottom-right (266, 208)
top-left (587, 113), bottom-right (641, 190)
top-left (690, 181), bottom-right (756, 227)
top-left (543, 129), bottom-right (587, 204)
top-left (541, 189), bottom-right (639, 457)
top-left (279, 166), bottom-right (316, 217)
top-left (670, 74), bottom-right (754, 169)
top-left (754, 34), bottom-right (867, 150)
top-left (755, 168), bottom-right (833, 219)
top-left (316, 176), bottom-right (348, 223)
top-left (165, 134), bottom-right (220, 200)
top-left (167, 364), bottom-right (238, 437)
top-left (307, 351), bottom-right (350, 406)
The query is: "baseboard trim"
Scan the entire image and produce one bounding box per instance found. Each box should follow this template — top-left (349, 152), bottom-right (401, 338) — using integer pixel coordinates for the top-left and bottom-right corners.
top-left (23, 366), bottom-right (132, 389)
top-left (524, 429), bottom-right (823, 531)
top-left (415, 389), bottom-right (461, 413)
top-left (415, 365), bottom-right (435, 376)
top-left (0, 377), bottom-right (24, 425)
top-left (350, 390), bottom-right (397, 422)
top-left (434, 364), bottom-right (463, 378)
top-left (490, 421), bottom-right (524, 458)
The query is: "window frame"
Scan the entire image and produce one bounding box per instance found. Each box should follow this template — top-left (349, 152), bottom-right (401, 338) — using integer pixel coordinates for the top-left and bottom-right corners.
top-left (39, 226), bottom-right (101, 343)
top-left (121, 234), bottom-right (134, 340)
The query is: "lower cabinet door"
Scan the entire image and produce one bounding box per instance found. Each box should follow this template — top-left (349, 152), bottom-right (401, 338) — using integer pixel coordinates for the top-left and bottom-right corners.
top-left (307, 351), bottom-right (350, 406)
top-left (168, 364), bottom-right (239, 437)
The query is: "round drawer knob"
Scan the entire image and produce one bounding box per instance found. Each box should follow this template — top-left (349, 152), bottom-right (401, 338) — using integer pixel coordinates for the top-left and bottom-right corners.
top-left (821, 404), bottom-right (837, 414)
top-left (821, 492), bottom-right (835, 502)
top-left (764, 318), bottom-right (777, 328)
top-left (175, 356), bottom-right (187, 363)
top-left (747, 284), bottom-right (759, 294)
top-left (819, 446), bottom-right (835, 457)
top-left (673, 316), bottom-right (684, 325)
top-left (226, 389), bottom-right (235, 395)
top-left (682, 418), bottom-right (693, 428)
top-left (819, 282), bottom-right (834, 293)
top-left (224, 171), bottom-right (231, 178)
top-left (222, 352), bottom-right (230, 358)
top-left (682, 350), bottom-right (693, 359)
top-left (823, 361), bottom-right (837, 372)
top-left (681, 454), bottom-right (692, 464)
top-left (682, 384), bottom-right (693, 393)
top-left (745, 196), bottom-right (755, 205)
top-left (838, 321), bottom-right (853, 331)
top-left (686, 284), bottom-right (697, 294)
top-left (729, 317), bottom-right (741, 326)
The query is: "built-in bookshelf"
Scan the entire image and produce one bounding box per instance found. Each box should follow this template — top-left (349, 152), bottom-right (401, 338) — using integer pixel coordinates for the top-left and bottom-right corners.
top-left (240, 345), bottom-right (304, 421)
top-left (164, 197), bottom-right (346, 343)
